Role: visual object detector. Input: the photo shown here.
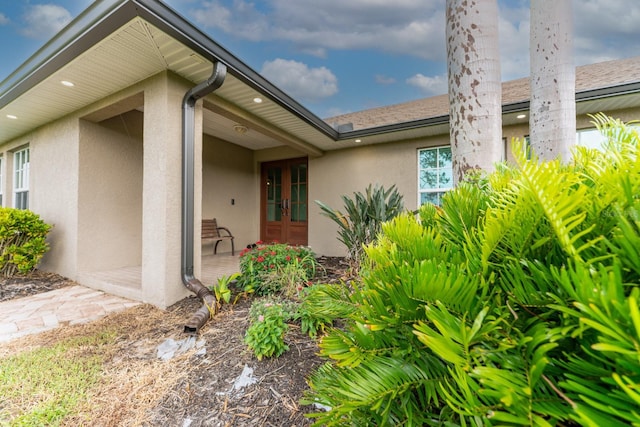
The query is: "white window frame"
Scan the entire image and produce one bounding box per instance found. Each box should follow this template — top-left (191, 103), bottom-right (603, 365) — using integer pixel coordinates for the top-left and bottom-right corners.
top-left (418, 145), bottom-right (453, 207)
top-left (13, 147), bottom-right (29, 210)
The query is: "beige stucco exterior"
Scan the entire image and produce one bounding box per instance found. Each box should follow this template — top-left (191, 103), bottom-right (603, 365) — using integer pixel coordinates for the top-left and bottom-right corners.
top-left (308, 135), bottom-right (447, 256)
top-left (202, 136), bottom-right (258, 252)
top-left (5, 119), bottom-right (81, 278)
top-left (0, 71), bottom-right (202, 307)
top-left (2, 65), bottom-right (639, 308)
top-left (77, 113), bottom-right (143, 273)
top-left (1, 1), bottom-right (639, 313)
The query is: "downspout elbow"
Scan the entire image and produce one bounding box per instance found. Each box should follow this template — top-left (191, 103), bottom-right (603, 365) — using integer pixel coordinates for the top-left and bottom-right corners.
top-left (182, 61), bottom-right (227, 334)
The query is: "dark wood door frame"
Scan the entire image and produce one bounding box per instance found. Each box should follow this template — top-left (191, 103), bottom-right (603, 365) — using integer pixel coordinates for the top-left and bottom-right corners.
top-left (260, 157), bottom-right (308, 246)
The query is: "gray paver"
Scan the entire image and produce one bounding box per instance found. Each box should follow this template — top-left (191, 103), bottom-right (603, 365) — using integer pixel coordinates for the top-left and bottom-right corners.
top-left (0, 285), bottom-right (140, 343)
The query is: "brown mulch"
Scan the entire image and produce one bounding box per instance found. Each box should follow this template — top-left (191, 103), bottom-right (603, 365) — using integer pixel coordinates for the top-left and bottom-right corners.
top-left (0, 256), bottom-right (351, 426)
top-left (0, 269), bottom-right (74, 302)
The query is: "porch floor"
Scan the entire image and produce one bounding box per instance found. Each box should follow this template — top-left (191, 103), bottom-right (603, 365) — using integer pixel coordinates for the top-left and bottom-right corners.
top-left (76, 253), bottom-right (240, 303)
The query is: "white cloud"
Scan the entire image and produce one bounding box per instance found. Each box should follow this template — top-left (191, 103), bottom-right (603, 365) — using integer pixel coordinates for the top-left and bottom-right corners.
top-left (188, 0), bottom-right (638, 86)
top-left (406, 73), bottom-right (447, 96)
top-left (192, 0), bottom-right (269, 42)
top-left (261, 58), bottom-right (338, 102)
top-left (498, 2), bottom-right (530, 81)
top-left (496, 0), bottom-right (640, 81)
top-left (190, 0), bottom-right (446, 60)
top-left (375, 75), bottom-right (396, 85)
top-left (573, 0), bottom-right (640, 66)
top-left (21, 4), bottom-right (72, 39)
top-left (0, 13), bottom-right (9, 25)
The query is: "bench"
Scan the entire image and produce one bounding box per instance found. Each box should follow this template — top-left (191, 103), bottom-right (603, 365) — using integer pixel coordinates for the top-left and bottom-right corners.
top-left (202, 218), bottom-right (235, 255)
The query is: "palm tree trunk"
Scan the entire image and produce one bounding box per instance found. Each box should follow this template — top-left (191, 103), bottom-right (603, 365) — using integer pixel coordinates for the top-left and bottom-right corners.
top-left (529, 0), bottom-right (575, 162)
top-left (446, 0), bottom-right (502, 184)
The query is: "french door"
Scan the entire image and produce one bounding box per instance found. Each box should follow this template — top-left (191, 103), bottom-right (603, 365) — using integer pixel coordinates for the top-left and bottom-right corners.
top-left (260, 157), bottom-right (308, 246)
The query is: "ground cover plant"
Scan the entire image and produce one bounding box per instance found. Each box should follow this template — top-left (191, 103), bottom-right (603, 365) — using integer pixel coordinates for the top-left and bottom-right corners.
top-left (0, 250), bottom-right (344, 425)
top-left (0, 280), bottom-right (335, 426)
top-left (235, 241), bottom-right (330, 360)
top-left (302, 115), bottom-right (640, 426)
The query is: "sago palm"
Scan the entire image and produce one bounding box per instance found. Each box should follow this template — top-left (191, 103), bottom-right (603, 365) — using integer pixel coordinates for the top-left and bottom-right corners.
top-left (303, 116), bottom-right (640, 426)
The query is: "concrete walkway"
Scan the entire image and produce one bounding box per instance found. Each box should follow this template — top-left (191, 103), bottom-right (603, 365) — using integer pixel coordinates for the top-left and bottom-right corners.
top-left (0, 285), bottom-right (140, 343)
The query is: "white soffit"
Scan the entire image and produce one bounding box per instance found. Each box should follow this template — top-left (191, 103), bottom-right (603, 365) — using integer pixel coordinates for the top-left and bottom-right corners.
top-left (1, 18), bottom-right (175, 143)
top-left (0, 17), bottom-right (335, 151)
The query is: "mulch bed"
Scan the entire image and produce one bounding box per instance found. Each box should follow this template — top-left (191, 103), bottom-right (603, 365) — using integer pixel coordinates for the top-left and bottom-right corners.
top-left (0, 269), bottom-right (74, 302)
top-left (0, 256), bottom-right (351, 426)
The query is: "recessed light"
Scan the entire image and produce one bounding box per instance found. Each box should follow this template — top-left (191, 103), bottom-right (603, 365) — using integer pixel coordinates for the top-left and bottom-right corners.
top-left (233, 124), bottom-right (248, 135)
top-left (355, 139), bottom-right (362, 143)
top-left (61, 80), bottom-right (75, 87)
top-left (253, 97), bottom-right (263, 104)
top-left (516, 114), bottom-right (526, 119)
top-left (6, 114), bottom-right (17, 119)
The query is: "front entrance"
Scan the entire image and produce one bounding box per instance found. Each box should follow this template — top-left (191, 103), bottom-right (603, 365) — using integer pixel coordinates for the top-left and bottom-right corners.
top-left (260, 157), bottom-right (308, 246)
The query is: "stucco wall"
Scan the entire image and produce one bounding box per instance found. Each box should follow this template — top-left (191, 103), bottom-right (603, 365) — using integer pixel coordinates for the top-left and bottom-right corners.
top-left (202, 136), bottom-right (258, 251)
top-left (77, 113), bottom-right (143, 272)
top-left (140, 72), bottom-right (193, 307)
top-left (20, 120), bottom-right (80, 279)
top-left (308, 135), bottom-right (450, 256)
top-left (308, 107), bottom-right (640, 257)
top-left (576, 109), bottom-right (639, 129)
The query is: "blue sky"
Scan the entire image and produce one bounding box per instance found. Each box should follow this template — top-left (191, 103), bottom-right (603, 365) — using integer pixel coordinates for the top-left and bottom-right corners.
top-left (1, 0), bottom-right (639, 118)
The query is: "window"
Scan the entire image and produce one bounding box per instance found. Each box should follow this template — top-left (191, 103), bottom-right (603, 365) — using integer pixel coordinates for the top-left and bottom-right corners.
top-left (418, 146), bottom-right (453, 206)
top-left (576, 128), bottom-right (607, 150)
top-left (523, 135), bottom-right (532, 159)
top-left (13, 147), bottom-right (29, 209)
top-left (502, 137), bottom-right (507, 162)
top-left (576, 124), bottom-right (640, 151)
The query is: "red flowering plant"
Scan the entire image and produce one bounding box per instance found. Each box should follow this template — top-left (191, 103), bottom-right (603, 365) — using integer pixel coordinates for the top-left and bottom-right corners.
top-left (238, 241), bottom-right (318, 296)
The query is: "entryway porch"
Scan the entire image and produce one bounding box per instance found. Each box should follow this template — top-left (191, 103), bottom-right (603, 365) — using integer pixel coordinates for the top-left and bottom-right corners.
top-left (76, 253), bottom-right (240, 304)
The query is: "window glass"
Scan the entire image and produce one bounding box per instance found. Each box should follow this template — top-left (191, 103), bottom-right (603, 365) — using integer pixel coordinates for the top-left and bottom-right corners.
top-left (576, 128), bottom-right (607, 150)
top-left (418, 146), bottom-right (453, 206)
top-left (290, 163), bottom-right (307, 222)
top-left (13, 147), bottom-right (29, 210)
top-left (266, 167), bottom-right (281, 221)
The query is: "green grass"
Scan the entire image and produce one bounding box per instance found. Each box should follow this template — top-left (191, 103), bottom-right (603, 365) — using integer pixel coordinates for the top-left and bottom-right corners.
top-left (0, 331), bottom-right (114, 426)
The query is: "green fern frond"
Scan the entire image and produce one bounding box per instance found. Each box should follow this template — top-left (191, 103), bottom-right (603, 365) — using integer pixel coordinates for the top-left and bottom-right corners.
top-left (515, 150), bottom-right (595, 263)
top-left (303, 356), bottom-right (447, 426)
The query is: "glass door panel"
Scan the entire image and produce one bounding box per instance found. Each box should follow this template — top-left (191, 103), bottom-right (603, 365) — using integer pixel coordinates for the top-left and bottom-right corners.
top-left (266, 167), bottom-right (282, 221)
top-left (290, 163), bottom-right (307, 223)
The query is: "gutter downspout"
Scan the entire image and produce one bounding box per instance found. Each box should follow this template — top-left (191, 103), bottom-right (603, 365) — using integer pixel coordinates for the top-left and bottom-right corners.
top-left (182, 61), bottom-right (227, 334)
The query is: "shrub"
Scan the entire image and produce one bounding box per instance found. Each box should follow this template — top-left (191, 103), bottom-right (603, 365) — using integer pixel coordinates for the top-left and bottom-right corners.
top-left (238, 242), bottom-right (317, 296)
top-left (315, 183), bottom-right (404, 270)
top-left (244, 298), bottom-right (295, 360)
top-left (0, 208), bottom-right (52, 276)
top-left (302, 115), bottom-right (640, 426)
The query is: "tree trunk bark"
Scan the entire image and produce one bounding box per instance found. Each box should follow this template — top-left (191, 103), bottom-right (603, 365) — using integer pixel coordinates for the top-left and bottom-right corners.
top-left (446, 0), bottom-right (502, 184)
top-left (529, 0), bottom-right (575, 162)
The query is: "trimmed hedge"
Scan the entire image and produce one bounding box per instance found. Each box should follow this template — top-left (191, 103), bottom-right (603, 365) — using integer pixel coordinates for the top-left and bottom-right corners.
top-left (0, 208), bottom-right (52, 276)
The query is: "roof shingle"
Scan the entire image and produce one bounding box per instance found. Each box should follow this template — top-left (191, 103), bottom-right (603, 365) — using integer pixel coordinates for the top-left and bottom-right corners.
top-left (326, 56), bottom-right (640, 130)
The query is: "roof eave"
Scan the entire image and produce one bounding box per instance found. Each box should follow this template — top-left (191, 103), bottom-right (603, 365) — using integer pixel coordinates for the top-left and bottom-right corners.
top-left (0, 0), bottom-right (339, 140)
top-left (334, 80), bottom-right (640, 146)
